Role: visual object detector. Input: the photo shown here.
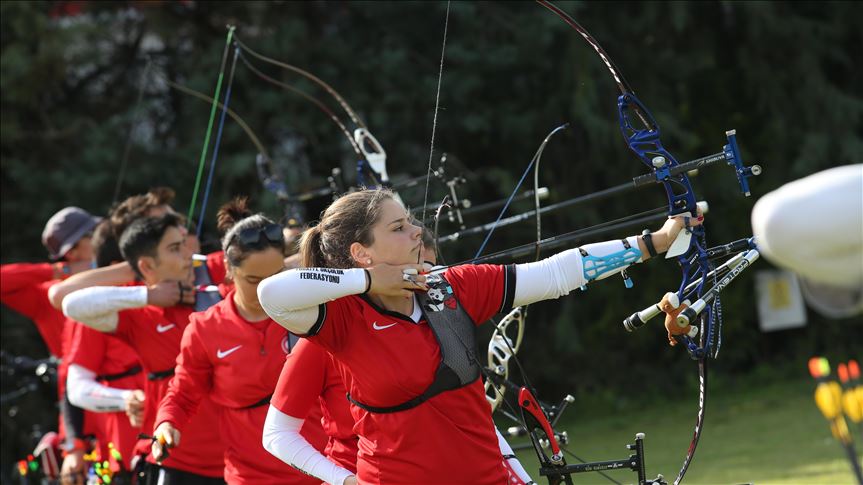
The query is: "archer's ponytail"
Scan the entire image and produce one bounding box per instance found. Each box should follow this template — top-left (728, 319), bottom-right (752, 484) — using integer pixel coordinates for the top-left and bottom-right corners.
top-left (218, 197), bottom-right (283, 267)
top-left (299, 225), bottom-right (326, 268)
top-left (216, 197), bottom-right (253, 234)
top-left (299, 189), bottom-right (395, 269)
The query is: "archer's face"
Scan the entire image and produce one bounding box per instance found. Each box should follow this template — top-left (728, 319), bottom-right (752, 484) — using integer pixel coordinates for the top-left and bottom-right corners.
top-left (151, 226), bottom-right (194, 285)
top-left (64, 235), bottom-right (94, 263)
top-left (230, 247), bottom-right (286, 315)
top-left (363, 198), bottom-right (424, 265)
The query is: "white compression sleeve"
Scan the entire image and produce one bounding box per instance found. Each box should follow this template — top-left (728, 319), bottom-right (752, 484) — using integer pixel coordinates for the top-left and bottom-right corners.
top-left (751, 164), bottom-right (863, 288)
top-left (262, 405), bottom-right (353, 485)
top-left (496, 427), bottom-right (533, 484)
top-left (258, 268), bottom-right (368, 335)
top-left (513, 237), bottom-right (641, 307)
top-left (67, 364), bottom-right (130, 412)
top-left (62, 286), bottom-right (148, 332)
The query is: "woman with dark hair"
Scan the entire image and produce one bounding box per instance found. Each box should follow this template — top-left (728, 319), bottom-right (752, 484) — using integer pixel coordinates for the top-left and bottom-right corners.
top-left (257, 188), bottom-right (701, 484)
top-left (153, 198), bottom-right (325, 485)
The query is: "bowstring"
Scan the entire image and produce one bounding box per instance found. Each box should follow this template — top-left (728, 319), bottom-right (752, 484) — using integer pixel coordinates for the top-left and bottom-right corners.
top-left (113, 58), bottom-right (152, 205)
top-left (418, 0), bottom-right (451, 264)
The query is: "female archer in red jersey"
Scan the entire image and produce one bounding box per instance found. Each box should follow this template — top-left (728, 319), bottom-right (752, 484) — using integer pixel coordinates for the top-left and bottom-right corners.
top-left (258, 189), bottom-right (701, 485)
top-left (153, 198), bottom-right (325, 485)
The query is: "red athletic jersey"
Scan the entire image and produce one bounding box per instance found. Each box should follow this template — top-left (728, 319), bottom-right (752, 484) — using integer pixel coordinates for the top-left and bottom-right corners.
top-left (113, 304), bottom-right (225, 477)
top-left (205, 251), bottom-right (226, 286)
top-left (67, 322), bottom-right (144, 471)
top-left (156, 291), bottom-right (325, 485)
top-left (272, 338), bottom-right (359, 473)
top-left (308, 264), bottom-right (514, 485)
top-left (0, 263), bottom-right (79, 441)
top-left (0, 263), bottom-right (66, 356)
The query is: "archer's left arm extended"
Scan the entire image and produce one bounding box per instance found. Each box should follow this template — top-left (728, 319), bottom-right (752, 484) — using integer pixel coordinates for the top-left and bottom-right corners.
top-left (513, 215), bottom-right (697, 307)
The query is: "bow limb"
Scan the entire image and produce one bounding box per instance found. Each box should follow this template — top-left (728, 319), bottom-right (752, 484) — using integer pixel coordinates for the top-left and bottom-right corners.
top-left (158, 74), bottom-right (308, 224)
top-left (235, 49), bottom-right (364, 160)
top-left (159, 76), bottom-right (271, 161)
top-left (233, 36), bottom-right (366, 130)
top-left (233, 35), bottom-right (394, 189)
top-left (484, 306), bottom-right (526, 412)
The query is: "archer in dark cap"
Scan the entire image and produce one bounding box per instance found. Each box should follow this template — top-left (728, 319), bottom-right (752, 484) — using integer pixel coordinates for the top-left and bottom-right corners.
top-left (41, 206), bottom-right (102, 263)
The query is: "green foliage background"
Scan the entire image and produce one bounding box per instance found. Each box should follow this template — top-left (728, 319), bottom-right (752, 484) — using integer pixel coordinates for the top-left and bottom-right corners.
top-left (2, 0), bottom-right (861, 479)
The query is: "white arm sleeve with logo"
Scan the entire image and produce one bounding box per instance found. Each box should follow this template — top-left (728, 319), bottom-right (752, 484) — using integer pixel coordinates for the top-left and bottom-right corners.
top-left (67, 364), bottom-right (131, 412)
top-left (262, 405), bottom-right (353, 485)
top-left (62, 286), bottom-right (148, 332)
top-left (258, 268), bottom-right (368, 334)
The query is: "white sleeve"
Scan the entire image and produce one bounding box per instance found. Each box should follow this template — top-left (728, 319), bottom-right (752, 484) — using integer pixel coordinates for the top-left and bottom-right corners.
top-left (513, 236), bottom-right (641, 307)
top-left (62, 286), bottom-right (148, 332)
top-left (496, 427), bottom-right (533, 484)
top-left (751, 164), bottom-right (863, 288)
top-left (67, 364), bottom-right (131, 412)
top-left (258, 268), bottom-right (368, 335)
top-left (262, 405), bottom-right (354, 485)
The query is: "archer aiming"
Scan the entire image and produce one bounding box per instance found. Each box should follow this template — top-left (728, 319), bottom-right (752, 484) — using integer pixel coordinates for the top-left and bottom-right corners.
top-left (54, 213), bottom-right (226, 484)
top-left (262, 231), bottom-right (535, 485)
top-left (152, 198), bottom-right (326, 484)
top-left (257, 188), bottom-right (701, 484)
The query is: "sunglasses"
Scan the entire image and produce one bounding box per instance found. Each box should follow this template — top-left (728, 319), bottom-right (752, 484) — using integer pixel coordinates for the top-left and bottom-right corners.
top-left (234, 223), bottom-right (284, 247)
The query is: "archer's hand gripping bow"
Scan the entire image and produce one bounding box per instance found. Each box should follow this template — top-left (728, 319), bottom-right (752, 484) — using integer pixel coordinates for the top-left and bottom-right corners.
top-left (532, 2), bottom-right (762, 484)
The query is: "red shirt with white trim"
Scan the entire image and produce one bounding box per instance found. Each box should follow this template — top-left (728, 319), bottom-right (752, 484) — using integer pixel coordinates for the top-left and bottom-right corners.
top-left (308, 264), bottom-right (513, 485)
top-left (271, 338), bottom-right (359, 472)
top-left (156, 291), bottom-right (326, 485)
top-left (205, 251), bottom-right (227, 287)
top-left (67, 322), bottom-right (144, 471)
top-left (113, 304), bottom-right (224, 477)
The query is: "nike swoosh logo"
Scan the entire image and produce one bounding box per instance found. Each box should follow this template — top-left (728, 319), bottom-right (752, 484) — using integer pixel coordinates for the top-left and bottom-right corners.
top-left (155, 323), bottom-right (176, 333)
top-left (216, 345), bottom-right (242, 359)
top-left (372, 322), bottom-right (397, 331)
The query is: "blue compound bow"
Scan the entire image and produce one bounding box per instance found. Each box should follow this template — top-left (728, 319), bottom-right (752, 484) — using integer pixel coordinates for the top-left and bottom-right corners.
top-left (531, 2), bottom-right (762, 483)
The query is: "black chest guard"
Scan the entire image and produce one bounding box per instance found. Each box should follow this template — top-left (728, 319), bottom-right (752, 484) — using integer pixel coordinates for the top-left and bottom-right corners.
top-left (347, 272), bottom-right (480, 413)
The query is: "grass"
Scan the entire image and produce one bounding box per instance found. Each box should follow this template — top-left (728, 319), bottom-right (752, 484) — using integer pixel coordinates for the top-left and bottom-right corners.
top-left (502, 376), bottom-right (862, 484)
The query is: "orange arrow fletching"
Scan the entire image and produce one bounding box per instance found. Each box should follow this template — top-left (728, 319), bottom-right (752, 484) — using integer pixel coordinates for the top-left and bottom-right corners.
top-left (849, 360), bottom-right (860, 379)
top-left (809, 357), bottom-right (823, 378)
top-left (838, 363), bottom-right (849, 383)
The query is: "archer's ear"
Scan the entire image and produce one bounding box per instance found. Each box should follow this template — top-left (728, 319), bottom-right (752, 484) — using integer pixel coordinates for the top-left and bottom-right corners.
top-left (137, 256), bottom-right (156, 280)
top-left (349, 241), bottom-right (372, 267)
